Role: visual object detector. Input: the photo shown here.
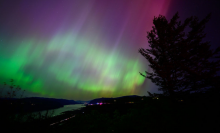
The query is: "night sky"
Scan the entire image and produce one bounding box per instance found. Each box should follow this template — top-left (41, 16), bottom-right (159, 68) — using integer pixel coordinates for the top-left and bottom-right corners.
top-left (0, 0), bottom-right (219, 101)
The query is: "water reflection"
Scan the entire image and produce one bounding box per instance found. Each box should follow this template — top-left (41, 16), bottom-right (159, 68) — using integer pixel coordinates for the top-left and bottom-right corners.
top-left (14, 104), bottom-right (85, 122)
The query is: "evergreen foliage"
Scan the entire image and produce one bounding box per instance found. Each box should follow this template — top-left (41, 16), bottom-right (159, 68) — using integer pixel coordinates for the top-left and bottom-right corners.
top-left (139, 12), bottom-right (220, 98)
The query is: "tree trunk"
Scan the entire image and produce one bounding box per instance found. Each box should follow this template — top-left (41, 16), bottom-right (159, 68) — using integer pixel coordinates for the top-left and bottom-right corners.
top-left (168, 88), bottom-right (177, 106)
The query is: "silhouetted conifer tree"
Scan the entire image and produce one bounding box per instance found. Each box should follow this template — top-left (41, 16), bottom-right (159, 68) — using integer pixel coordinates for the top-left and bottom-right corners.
top-left (139, 12), bottom-right (220, 100)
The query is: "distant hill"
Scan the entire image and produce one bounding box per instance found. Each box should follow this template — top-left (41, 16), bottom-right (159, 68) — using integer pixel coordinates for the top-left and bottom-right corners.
top-left (88, 98), bottom-right (113, 104)
top-left (116, 95), bottom-right (142, 99)
top-left (27, 97), bottom-right (79, 105)
top-left (88, 95), bottom-right (143, 104)
top-left (0, 97), bottom-right (80, 114)
top-left (75, 100), bottom-right (91, 104)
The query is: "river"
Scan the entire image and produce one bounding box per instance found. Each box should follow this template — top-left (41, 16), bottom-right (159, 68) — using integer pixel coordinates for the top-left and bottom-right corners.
top-left (13, 104), bottom-right (85, 122)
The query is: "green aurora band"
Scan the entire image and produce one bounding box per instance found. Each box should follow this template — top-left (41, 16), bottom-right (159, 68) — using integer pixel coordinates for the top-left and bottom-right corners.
top-left (0, 31), bottom-right (145, 100)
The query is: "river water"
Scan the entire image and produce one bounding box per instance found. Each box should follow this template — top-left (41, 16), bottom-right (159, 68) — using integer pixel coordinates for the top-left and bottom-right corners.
top-left (13, 104), bottom-right (85, 122)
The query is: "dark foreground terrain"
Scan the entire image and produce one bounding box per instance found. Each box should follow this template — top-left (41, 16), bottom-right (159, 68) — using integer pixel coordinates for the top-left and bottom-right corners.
top-left (1, 91), bottom-right (219, 133)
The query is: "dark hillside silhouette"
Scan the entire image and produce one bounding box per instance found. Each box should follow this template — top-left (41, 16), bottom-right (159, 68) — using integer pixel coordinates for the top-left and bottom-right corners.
top-left (0, 79), bottom-right (58, 132)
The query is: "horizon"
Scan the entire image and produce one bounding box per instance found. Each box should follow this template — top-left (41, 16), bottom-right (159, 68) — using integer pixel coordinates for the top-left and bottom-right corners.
top-left (0, 94), bottom-right (148, 101)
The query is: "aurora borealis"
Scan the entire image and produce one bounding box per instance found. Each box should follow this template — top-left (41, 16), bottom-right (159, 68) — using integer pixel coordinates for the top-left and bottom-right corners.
top-left (3, 0), bottom-right (219, 101)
